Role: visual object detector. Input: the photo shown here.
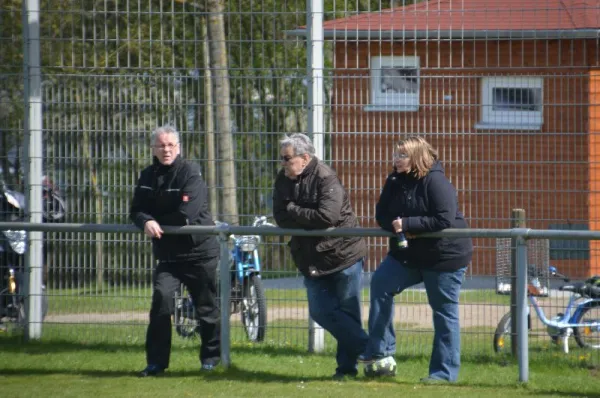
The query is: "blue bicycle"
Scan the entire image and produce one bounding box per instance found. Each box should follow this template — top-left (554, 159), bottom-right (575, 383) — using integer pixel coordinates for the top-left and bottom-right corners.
top-left (493, 266), bottom-right (600, 354)
top-left (173, 216), bottom-right (274, 342)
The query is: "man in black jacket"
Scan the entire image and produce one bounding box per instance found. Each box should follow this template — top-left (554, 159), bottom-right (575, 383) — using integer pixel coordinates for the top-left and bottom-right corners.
top-left (130, 125), bottom-right (220, 377)
top-left (273, 133), bottom-right (368, 380)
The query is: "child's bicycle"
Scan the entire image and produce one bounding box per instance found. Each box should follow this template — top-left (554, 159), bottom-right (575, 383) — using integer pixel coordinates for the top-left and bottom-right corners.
top-left (493, 266), bottom-right (600, 354)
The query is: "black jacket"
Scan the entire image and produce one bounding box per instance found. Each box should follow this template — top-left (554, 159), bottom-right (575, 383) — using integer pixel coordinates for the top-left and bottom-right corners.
top-left (376, 161), bottom-right (473, 271)
top-left (130, 155), bottom-right (219, 261)
top-left (273, 157), bottom-right (367, 277)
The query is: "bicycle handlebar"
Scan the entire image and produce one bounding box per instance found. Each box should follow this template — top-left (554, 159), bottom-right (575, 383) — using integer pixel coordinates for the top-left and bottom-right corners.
top-left (214, 216), bottom-right (275, 242)
top-left (548, 265), bottom-right (570, 282)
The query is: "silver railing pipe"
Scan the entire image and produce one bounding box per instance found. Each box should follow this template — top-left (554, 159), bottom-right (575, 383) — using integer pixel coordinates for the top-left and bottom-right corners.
top-left (3, 222), bottom-right (600, 382)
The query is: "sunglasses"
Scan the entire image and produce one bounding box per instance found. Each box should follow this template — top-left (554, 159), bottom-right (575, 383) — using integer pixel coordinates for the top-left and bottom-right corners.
top-left (393, 153), bottom-right (409, 160)
top-left (281, 154), bottom-right (302, 163)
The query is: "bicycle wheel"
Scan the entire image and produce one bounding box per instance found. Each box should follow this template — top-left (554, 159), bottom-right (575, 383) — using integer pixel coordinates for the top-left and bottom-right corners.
top-left (573, 302), bottom-right (600, 349)
top-left (173, 285), bottom-right (199, 339)
top-left (493, 312), bottom-right (512, 353)
top-left (240, 274), bottom-right (267, 342)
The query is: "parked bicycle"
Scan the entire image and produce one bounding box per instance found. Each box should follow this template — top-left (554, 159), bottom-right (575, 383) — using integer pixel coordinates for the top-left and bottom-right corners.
top-left (173, 216), bottom-right (274, 342)
top-left (0, 180), bottom-right (65, 330)
top-left (493, 266), bottom-right (600, 354)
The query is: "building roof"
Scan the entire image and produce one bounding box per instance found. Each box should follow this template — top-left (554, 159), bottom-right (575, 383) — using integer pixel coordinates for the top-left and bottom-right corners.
top-left (287, 0), bottom-right (600, 40)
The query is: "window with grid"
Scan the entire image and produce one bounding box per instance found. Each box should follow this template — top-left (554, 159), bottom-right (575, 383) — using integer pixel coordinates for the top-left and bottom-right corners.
top-left (368, 55), bottom-right (420, 111)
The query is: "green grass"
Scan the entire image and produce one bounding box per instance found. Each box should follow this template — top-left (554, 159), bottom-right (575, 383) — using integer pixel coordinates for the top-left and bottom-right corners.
top-left (1, 322), bottom-right (599, 398)
top-left (45, 286), bottom-right (509, 314)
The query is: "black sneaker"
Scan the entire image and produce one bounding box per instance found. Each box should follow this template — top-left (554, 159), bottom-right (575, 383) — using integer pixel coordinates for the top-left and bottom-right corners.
top-left (201, 363), bottom-right (216, 371)
top-left (332, 371), bottom-right (358, 381)
top-left (201, 359), bottom-right (220, 372)
top-left (138, 364), bottom-right (165, 377)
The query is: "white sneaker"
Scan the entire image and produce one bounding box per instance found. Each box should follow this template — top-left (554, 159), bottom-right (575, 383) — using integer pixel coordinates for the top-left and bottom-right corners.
top-left (364, 356), bottom-right (397, 377)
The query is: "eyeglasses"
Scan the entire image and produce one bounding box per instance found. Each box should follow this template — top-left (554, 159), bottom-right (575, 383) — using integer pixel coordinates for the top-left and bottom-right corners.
top-left (154, 143), bottom-right (179, 150)
top-left (280, 154), bottom-right (300, 163)
top-left (393, 153), bottom-right (409, 160)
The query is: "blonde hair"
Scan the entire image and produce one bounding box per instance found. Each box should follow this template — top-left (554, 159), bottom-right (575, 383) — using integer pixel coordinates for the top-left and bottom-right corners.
top-left (396, 136), bottom-right (438, 179)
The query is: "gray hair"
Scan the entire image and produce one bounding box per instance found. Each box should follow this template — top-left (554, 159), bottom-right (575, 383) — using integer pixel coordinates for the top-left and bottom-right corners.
top-left (151, 125), bottom-right (180, 146)
top-left (279, 133), bottom-right (316, 158)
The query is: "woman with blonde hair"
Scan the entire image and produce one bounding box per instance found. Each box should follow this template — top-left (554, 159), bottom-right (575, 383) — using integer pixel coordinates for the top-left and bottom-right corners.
top-left (360, 136), bottom-right (473, 383)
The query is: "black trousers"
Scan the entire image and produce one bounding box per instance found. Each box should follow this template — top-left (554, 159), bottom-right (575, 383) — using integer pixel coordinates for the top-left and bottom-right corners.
top-left (146, 256), bottom-right (220, 368)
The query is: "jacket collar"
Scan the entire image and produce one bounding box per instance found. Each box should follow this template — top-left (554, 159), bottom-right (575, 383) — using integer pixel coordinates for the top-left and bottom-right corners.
top-left (300, 156), bottom-right (318, 177)
top-left (153, 154), bottom-right (183, 172)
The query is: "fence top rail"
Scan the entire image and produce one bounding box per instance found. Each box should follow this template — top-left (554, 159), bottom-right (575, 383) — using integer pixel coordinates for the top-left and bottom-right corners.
top-left (0, 222), bottom-right (598, 240)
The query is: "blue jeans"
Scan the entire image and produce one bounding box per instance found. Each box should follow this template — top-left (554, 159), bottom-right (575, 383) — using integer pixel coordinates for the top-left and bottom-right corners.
top-left (304, 260), bottom-right (368, 375)
top-left (365, 255), bottom-right (466, 381)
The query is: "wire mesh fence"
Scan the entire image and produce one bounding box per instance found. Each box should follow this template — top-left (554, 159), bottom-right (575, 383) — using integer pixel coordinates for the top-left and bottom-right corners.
top-left (1, 0), bottom-right (600, 366)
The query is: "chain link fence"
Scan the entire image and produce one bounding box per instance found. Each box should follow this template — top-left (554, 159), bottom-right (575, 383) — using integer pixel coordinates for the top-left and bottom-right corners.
top-left (1, 0), bottom-right (599, 363)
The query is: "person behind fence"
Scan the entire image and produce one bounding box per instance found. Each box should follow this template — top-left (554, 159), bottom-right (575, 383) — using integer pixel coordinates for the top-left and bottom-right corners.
top-left (359, 136), bottom-right (473, 383)
top-left (130, 125), bottom-right (221, 377)
top-left (272, 133), bottom-right (368, 380)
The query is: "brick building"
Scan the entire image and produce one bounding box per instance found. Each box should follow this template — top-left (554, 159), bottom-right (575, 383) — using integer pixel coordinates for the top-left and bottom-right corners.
top-left (291, 0), bottom-right (600, 277)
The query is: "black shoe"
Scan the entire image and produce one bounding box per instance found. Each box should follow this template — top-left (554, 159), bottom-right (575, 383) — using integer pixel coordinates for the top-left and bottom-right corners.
top-left (138, 364), bottom-right (165, 377)
top-left (201, 359), bottom-right (220, 372)
top-left (332, 371), bottom-right (358, 381)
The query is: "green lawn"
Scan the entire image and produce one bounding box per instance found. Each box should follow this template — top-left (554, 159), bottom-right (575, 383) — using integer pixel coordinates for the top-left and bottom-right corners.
top-left (1, 322), bottom-right (599, 398)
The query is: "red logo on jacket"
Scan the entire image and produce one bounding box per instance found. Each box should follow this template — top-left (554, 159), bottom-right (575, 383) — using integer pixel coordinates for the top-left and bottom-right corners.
top-left (182, 194), bottom-right (189, 202)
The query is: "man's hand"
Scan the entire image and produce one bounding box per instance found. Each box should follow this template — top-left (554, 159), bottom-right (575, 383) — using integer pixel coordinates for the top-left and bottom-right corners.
top-left (144, 220), bottom-right (164, 239)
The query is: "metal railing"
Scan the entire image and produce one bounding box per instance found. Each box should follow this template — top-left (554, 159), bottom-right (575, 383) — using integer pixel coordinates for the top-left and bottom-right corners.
top-left (3, 220), bottom-right (600, 382)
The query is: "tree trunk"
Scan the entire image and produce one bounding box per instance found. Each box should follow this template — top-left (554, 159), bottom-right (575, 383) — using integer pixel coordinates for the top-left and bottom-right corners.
top-left (78, 96), bottom-right (104, 289)
top-left (202, 17), bottom-right (218, 218)
top-left (206, 0), bottom-right (238, 225)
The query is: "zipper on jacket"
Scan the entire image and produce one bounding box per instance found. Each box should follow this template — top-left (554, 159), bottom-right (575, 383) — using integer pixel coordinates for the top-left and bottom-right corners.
top-left (293, 180), bottom-right (300, 201)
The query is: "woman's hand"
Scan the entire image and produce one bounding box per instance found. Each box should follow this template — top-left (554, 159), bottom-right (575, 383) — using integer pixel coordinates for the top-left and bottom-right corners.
top-left (393, 218), bottom-right (416, 238)
top-left (392, 218), bottom-right (402, 233)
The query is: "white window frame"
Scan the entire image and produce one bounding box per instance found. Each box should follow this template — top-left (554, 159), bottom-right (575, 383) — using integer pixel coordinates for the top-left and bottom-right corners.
top-left (477, 76), bottom-right (544, 130)
top-left (367, 55), bottom-right (420, 111)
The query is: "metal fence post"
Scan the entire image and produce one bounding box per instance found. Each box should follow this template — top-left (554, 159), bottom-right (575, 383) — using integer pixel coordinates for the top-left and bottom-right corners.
top-left (516, 234), bottom-right (529, 383)
top-left (307, 0), bottom-right (324, 161)
top-left (306, 0), bottom-right (325, 353)
top-left (308, 317), bottom-right (325, 353)
top-left (510, 209), bottom-right (526, 356)
top-left (218, 229), bottom-right (231, 368)
top-left (23, 0), bottom-right (44, 341)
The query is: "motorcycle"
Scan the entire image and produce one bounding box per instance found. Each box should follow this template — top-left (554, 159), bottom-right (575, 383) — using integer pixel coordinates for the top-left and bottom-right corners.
top-left (0, 179), bottom-right (66, 330)
top-left (173, 216), bottom-right (274, 342)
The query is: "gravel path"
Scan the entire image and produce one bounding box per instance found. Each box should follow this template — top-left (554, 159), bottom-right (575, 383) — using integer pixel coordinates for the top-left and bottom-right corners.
top-left (44, 299), bottom-right (569, 330)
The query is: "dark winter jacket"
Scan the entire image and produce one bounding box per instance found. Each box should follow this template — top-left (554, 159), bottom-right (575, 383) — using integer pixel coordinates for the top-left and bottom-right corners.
top-left (376, 161), bottom-right (473, 271)
top-left (273, 157), bottom-right (367, 278)
top-left (130, 155), bottom-right (219, 262)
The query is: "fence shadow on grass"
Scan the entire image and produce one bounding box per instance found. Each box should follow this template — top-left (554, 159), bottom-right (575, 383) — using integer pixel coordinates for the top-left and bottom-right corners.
top-left (0, 335), bottom-right (145, 354)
